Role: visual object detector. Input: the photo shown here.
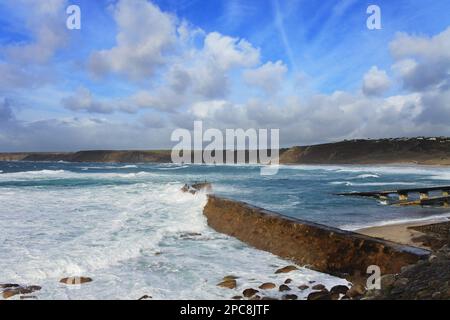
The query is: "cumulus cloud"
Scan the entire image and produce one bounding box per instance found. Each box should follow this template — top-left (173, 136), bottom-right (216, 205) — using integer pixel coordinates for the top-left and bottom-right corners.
top-left (203, 32), bottom-right (260, 70)
top-left (4, 0), bottom-right (68, 64)
top-left (244, 61), bottom-right (288, 94)
top-left (2, 1), bottom-right (450, 151)
top-left (89, 0), bottom-right (176, 80)
top-left (362, 66), bottom-right (391, 96)
top-left (390, 27), bottom-right (450, 92)
top-left (0, 0), bottom-right (67, 92)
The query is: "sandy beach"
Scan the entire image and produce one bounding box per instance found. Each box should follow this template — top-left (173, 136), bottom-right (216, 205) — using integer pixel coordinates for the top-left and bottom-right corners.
top-left (357, 219), bottom-right (450, 249)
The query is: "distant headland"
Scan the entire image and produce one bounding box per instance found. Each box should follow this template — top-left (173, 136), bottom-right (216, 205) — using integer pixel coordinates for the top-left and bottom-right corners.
top-left (1, 137), bottom-right (450, 166)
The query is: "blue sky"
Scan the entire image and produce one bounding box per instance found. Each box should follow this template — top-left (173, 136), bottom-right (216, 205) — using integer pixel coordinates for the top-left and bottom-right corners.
top-left (1, 0), bottom-right (450, 151)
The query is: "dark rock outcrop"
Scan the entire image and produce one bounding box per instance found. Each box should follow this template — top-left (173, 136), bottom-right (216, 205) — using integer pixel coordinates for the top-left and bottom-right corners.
top-left (365, 246), bottom-right (450, 300)
top-left (2, 285), bottom-right (41, 299)
top-left (181, 182), bottom-right (212, 194)
top-left (203, 196), bottom-right (430, 282)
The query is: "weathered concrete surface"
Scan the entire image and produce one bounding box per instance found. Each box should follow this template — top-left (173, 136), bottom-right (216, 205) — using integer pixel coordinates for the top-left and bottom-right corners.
top-left (203, 196), bottom-right (430, 281)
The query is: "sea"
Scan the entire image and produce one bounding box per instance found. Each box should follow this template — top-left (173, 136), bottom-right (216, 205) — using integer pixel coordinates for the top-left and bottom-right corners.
top-left (1, 161), bottom-right (449, 299)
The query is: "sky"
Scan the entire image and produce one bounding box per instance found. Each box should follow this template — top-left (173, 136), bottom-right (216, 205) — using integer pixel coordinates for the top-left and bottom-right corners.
top-left (0, 0), bottom-right (450, 151)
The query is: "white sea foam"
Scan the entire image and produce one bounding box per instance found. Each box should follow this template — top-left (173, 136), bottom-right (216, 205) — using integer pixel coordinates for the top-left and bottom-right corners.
top-left (329, 181), bottom-right (420, 187)
top-left (0, 169), bottom-right (157, 181)
top-left (0, 171), bottom-right (347, 300)
top-left (355, 174), bottom-right (380, 179)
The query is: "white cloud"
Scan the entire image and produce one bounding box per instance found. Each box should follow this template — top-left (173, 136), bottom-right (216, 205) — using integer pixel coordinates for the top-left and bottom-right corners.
top-left (62, 87), bottom-right (114, 114)
top-left (390, 27), bottom-right (450, 91)
top-left (244, 60), bottom-right (287, 94)
top-left (5, 0), bottom-right (68, 64)
top-left (362, 66), bottom-right (391, 96)
top-left (203, 32), bottom-right (260, 70)
top-left (89, 0), bottom-right (176, 80)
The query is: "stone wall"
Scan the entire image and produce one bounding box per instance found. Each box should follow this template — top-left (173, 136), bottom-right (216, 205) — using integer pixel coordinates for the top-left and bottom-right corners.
top-left (203, 195), bottom-right (430, 281)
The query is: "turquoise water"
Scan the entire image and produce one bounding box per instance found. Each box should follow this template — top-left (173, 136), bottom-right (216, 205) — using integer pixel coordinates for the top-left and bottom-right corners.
top-left (0, 161), bottom-right (449, 299)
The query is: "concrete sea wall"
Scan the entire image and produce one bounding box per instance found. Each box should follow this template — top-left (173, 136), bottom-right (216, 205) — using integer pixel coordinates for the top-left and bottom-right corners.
top-left (203, 195), bottom-right (430, 281)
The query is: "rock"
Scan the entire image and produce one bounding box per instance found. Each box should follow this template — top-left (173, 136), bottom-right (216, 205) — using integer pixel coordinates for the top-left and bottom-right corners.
top-left (261, 296), bottom-right (278, 300)
top-left (309, 280), bottom-right (316, 284)
top-left (60, 277), bottom-right (93, 285)
top-left (182, 182), bottom-right (212, 194)
top-left (330, 293), bottom-right (341, 300)
top-left (401, 264), bottom-right (415, 273)
top-left (431, 292), bottom-right (441, 299)
top-left (258, 282), bottom-right (276, 290)
top-left (191, 182), bottom-right (212, 192)
top-left (232, 296), bottom-right (243, 300)
top-left (217, 279), bottom-right (237, 289)
top-left (392, 277), bottom-right (409, 290)
top-left (347, 284), bottom-right (366, 298)
top-left (330, 285), bottom-right (349, 296)
top-left (282, 294), bottom-right (298, 300)
top-left (2, 285), bottom-right (41, 299)
top-left (312, 284), bottom-right (326, 291)
top-left (242, 288), bottom-right (259, 298)
top-left (138, 295), bottom-right (152, 300)
top-left (284, 278), bottom-right (292, 284)
top-left (298, 284), bottom-right (309, 290)
top-left (275, 266), bottom-right (298, 274)
top-left (279, 284), bottom-right (291, 292)
top-left (222, 275), bottom-right (239, 281)
top-left (0, 283), bottom-right (20, 289)
top-left (307, 291), bottom-right (332, 300)
top-left (250, 295), bottom-right (261, 300)
top-left (180, 232), bottom-right (202, 239)
top-left (380, 274), bottom-right (396, 290)
top-left (20, 296), bottom-right (37, 300)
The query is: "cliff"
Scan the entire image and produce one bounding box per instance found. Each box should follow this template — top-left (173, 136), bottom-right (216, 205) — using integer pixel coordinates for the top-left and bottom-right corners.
top-left (279, 137), bottom-right (450, 165)
top-left (1, 137), bottom-right (450, 165)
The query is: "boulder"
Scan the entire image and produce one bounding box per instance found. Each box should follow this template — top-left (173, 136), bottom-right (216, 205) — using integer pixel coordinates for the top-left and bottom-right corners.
top-left (312, 284), bottom-right (326, 291)
top-left (307, 290), bottom-right (332, 300)
top-left (298, 284), bottom-right (309, 290)
top-left (347, 284), bottom-right (366, 298)
top-left (284, 279), bottom-right (292, 284)
top-left (138, 295), bottom-right (152, 300)
top-left (0, 284), bottom-right (19, 289)
top-left (222, 275), bottom-right (239, 281)
top-left (275, 266), bottom-right (298, 274)
top-left (330, 285), bottom-right (349, 296)
top-left (2, 285), bottom-right (41, 299)
top-left (258, 282), bottom-right (276, 290)
top-left (279, 284), bottom-right (291, 292)
top-left (59, 277), bottom-right (93, 285)
top-left (282, 294), bottom-right (298, 300)
top-left (242, 288), bottom-right (259, 298)
top-left (232, 296), bottom-right (243, 300)
top-left (217, 279), bottom-right (237, 289)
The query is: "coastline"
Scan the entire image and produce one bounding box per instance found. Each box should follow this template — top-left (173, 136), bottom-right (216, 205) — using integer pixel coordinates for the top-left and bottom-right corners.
top-left (357, 219), bottom-right (450, 250)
